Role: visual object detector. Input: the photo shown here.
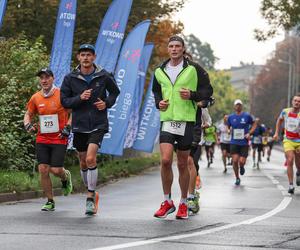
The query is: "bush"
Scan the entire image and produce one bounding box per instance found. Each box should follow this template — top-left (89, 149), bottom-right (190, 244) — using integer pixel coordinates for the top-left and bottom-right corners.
top-left (0, 35), bottom-right (49, 170)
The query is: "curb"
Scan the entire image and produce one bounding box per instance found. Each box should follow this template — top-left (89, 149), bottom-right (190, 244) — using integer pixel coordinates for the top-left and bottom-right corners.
top-left (0, 188), bottom-right (62, 203)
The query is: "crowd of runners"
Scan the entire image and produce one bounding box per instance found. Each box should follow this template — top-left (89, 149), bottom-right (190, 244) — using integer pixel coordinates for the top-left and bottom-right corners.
top-left (23, 35), bottom-right (300, 219)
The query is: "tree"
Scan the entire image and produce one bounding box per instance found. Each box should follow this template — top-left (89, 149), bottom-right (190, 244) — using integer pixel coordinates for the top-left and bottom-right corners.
top-left (208, 70), bottom-right (248, 123)
top-left (0, 35), bottom-right (49, 170)
top-left (255, 0), bottom-right (300, 41)
top-left (184, 34), bottom-right (217, 70)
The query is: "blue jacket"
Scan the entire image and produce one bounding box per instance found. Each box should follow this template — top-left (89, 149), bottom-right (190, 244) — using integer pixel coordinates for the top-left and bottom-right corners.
top-left (60, 65), bottom-right (120, 133)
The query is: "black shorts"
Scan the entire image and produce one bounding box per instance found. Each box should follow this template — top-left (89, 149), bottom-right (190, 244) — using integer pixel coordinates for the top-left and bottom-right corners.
top-left (73, 129), bottom-right (106, 152)
top-left (160, 122), bottom-right (194, 151)
top-left (220, 143), bottom-right (230, 153)
top-left (36, 143), bottom-right (67, 167)
top-left (252, 143), bottom-right (263, 152)
top-left (230, 144), bottom-right (249, 158)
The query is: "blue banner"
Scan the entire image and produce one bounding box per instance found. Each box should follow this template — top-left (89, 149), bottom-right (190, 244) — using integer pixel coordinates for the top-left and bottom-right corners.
top-left (124, 43), bottom-right (154, 148)
top-left (132, 76), bottom-right (160, 153)
top-left (0, 0), bottom-right (7, 29)
top-left (50, 0), bottom-right (77, 88)
top-left (100, 20), bottom-right (151, 156)
top-left (95, 0), bottom-right (132, 73)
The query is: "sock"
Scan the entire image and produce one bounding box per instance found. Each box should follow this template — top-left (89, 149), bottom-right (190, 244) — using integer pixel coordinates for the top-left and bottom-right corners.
top-left (48, 199), bottom-right (54, 203)
top-left (87, 166), bottom-right (98, 192)
top-left (188, 194), bottom-right (195, 199)
top-left (164, 194), bottom-right (172, 204)
top-left (80, 168), bottom-right (88, 187)
top-left (180, 198), bottom-right (187, 204)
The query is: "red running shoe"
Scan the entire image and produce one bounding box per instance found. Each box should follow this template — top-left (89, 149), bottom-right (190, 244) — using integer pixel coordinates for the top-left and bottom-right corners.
top-left (154, 200), bottom-right (176, 218)
top-left (176, 203), bottom-right (188, 219)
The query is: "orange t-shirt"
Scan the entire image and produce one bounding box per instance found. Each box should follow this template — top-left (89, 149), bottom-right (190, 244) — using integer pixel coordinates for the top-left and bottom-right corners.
top-left (26, 88), bottom-right (69, 145)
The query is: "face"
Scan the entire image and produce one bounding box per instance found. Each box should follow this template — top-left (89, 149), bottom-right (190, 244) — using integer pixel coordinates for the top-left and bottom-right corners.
top-left (167, 41), bottom-right (185, 60)
top-left (292, 96), bottom-right (300, 109)
top-left (223, 115), bottom-right (228, 123)
top-left (234, 103), bottom-right (243, 112)
top-left (77, 50), bottom-right (96, 69)
top-left (39, 74), bottom-right (54, 92)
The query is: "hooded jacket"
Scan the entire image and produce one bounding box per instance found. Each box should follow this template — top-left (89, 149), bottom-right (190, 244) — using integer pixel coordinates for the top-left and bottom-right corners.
top-left (60, 65), bottom-right (120, 133)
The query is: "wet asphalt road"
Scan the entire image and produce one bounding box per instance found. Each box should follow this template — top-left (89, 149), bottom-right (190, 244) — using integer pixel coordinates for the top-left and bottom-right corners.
top-left (1, 148), bottom-right (300, 250)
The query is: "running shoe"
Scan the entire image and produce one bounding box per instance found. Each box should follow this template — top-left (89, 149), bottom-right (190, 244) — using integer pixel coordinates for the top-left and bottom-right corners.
top-left (296, 172), bottom-right (300, 186)
top-left (240, 166), bottom-right (245, 175)
top-left (288, 186), bottom-right (295, 194)
top-left (62, 170), bottom-right (73, 196)
top-left (235, 178), bottom-right (241, 186)
top-left (85, 199), bottom-right (95, 215)
top-left (267, 156), bottom-right (270, 162)
top-left (195, 176), bottom-right (201, 190)
top-left (187, 198), bottom-right (199, 214)
top-left (154, 200), bottom-right (176, 218)
top-left (176, 203), bottom-right (188, 219)
top-left (194, 190), bottom-right (200, 201)
top-left (41, 201), bottom-right (55, 211)
top-left (253, 163), bottom-right (256, 168)
top-left (223, 168), bottom-right (227, 173)
top-left (257, 162), bottom-right (260, 170)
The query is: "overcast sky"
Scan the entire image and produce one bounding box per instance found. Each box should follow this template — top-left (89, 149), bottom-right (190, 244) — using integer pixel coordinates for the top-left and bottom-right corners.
top-left (176, 0), bottom-right (284, 69)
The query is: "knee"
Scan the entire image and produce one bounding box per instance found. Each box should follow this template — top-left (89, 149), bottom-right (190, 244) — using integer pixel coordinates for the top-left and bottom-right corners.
top-left (51, 168), bottom-right (64, 176)
top-left (86, 156), bottom-right (96, 167)
top-left (39, 165), bottom-right (49, 176)
top-left (161, 158), bottom-right (172, 168)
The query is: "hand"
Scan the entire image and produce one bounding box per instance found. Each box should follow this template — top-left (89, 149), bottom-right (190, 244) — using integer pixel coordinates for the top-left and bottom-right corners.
top-left (80, 89), bottom-right (92, 100)
top-left (273, 134), bottom-right (279, 141)
top-left (24, 123), bottom-right (36, 133)
top-left (94, 98), bottom-right (106, 110)
top-left (245, 133), bottom-right (251, 140)
top-left (179, 88), bottom-right (191, 100)
top-left (159, 99), bottom-right (169, 111)
top-left (59, 125), bottom-right (71, 138)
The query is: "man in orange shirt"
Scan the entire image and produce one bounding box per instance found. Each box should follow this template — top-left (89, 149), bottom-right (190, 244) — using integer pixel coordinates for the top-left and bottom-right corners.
top-left (24, 68), bottom-right (73, 211)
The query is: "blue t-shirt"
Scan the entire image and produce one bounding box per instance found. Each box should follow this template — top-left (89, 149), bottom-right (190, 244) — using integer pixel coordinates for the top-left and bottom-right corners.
top-left (227, 112), bottom-right (253, 145)
top-left (251, 125), bottom-right (266, 144)
top-left (82, 69), bottom-right (96, 85)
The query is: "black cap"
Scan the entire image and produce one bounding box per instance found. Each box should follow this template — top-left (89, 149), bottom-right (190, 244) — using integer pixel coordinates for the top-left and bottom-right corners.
top-left (168, 35), bottom-right (185, 46)
top-left (78, 44), bottom-right (95, 54)
top-left (36, 68), bottom-right (54, 77)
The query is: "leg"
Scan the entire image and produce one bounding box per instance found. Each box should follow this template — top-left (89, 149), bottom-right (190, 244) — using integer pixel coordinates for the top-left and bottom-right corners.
top-left (285, 150), bottom-right (295, 185)
top-left (78, 151), bottom-right (88, 187)
top-left (232, 154), bottom-right (240, 179)
top-left (188, 156), bottom-right (197, 195)
top-left (160, 143), bottom-right (174, 196)
top-left (39, 164), bottom-right (53, 200)
top-left (177, 149), bottom-right (190, 199)
top-left (86, 143), bottom-right (99, 198)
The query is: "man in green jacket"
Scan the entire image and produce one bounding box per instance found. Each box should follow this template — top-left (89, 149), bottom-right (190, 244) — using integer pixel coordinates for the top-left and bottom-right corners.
top-left (152, 35), bottom-right (213, 219)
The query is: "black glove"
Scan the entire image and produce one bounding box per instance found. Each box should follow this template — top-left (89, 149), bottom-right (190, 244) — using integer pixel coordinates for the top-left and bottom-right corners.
top-left (59, 125), bottom-right (71, 138)
top-left (24, 123), bottom-right (35, 132)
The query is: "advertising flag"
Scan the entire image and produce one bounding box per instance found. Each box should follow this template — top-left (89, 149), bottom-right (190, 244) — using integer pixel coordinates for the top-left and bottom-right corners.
top-left (124, 43), bottom-right (154, 148)
top-left (100, 20), bottom-right (151, 156)
top-left (132, 76), bottom-right (160, 153)
top-left (50, 0), bottom-right (77, 87)
top-left (0, 0), bottom-right (7, 29)
top-left (95, 0), bottom-right (132, 73)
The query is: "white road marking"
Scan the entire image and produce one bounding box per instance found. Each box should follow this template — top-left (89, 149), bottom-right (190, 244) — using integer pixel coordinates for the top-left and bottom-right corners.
top-left (89, 170), bottom-right (292, 250)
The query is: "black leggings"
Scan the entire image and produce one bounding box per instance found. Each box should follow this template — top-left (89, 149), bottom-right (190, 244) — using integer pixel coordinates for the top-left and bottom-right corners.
top-left (190, 145), bottom-right (202, 174)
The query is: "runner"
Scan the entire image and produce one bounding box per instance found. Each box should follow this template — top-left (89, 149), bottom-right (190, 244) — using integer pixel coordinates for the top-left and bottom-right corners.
top-left (251, 118), bottom-right (265, 169)
top-left (204, 123), bottom-right (217, 168)
top-left (274, 94), bottom-right (300, 194)
top-left (60, 44), bottom-right (120, 215)
top-left (152, 35), bottom-right (213, 219)
top-left (187, 99), bottom-right (213, 215)
top-left (227, 99), bottom-right (257, 185)
top-left (218, 114), bottom-right (231, 173)
top-left (24, 68), bottom-right (73, 211)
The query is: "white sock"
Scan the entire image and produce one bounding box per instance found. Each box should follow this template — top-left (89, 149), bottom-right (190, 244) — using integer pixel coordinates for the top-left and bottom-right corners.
top-left (87, 167), bottom-right (98, 192)
top-left (188, 194), bottom-right (195, 199)
top-left (180, 198), bottom-right (187, 204)
top-left (164, 194), bottom-right (172, 203)
top-left (80, 169), bottom-right (88, 187)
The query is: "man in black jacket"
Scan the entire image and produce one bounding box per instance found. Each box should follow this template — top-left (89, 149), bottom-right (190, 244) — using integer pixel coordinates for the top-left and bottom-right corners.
top-left (60, 44), bottom-right (120, 215)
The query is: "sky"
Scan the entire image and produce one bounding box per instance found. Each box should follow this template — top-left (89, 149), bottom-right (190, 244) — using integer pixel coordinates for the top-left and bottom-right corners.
top-left (176, 0), bottom-right (284, 69)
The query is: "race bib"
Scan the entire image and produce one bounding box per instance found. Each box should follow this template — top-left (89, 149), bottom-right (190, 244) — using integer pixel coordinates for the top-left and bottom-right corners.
top-left (162, 121), bottom-right (186, 136)
top-left (253, 136), bottom-right (261, 144)
top-left (233, 129), bottom-right (245, 140)
top-left (222, 133), bottom-right (231, 142)
top-left (286, 117), bottom-right (299, 133)
top-left (267, 136), bottom-right (273, 143)
top-left (39, 114), bottom-right (59, 134)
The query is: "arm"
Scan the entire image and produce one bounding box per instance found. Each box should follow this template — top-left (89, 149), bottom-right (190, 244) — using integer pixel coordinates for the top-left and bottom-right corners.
top-left (60, 75), bottom-right (83, 109)
top-left (190, 63), bottom-right (213, 102)
top-left (23, 110), bottom-right (36, 132)
top-left (274, 117), bottom-right (284, 141)
top-left (152, 73), bottom-right (163, 110)
top-left (103, 74), bottom-right (120, 108)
